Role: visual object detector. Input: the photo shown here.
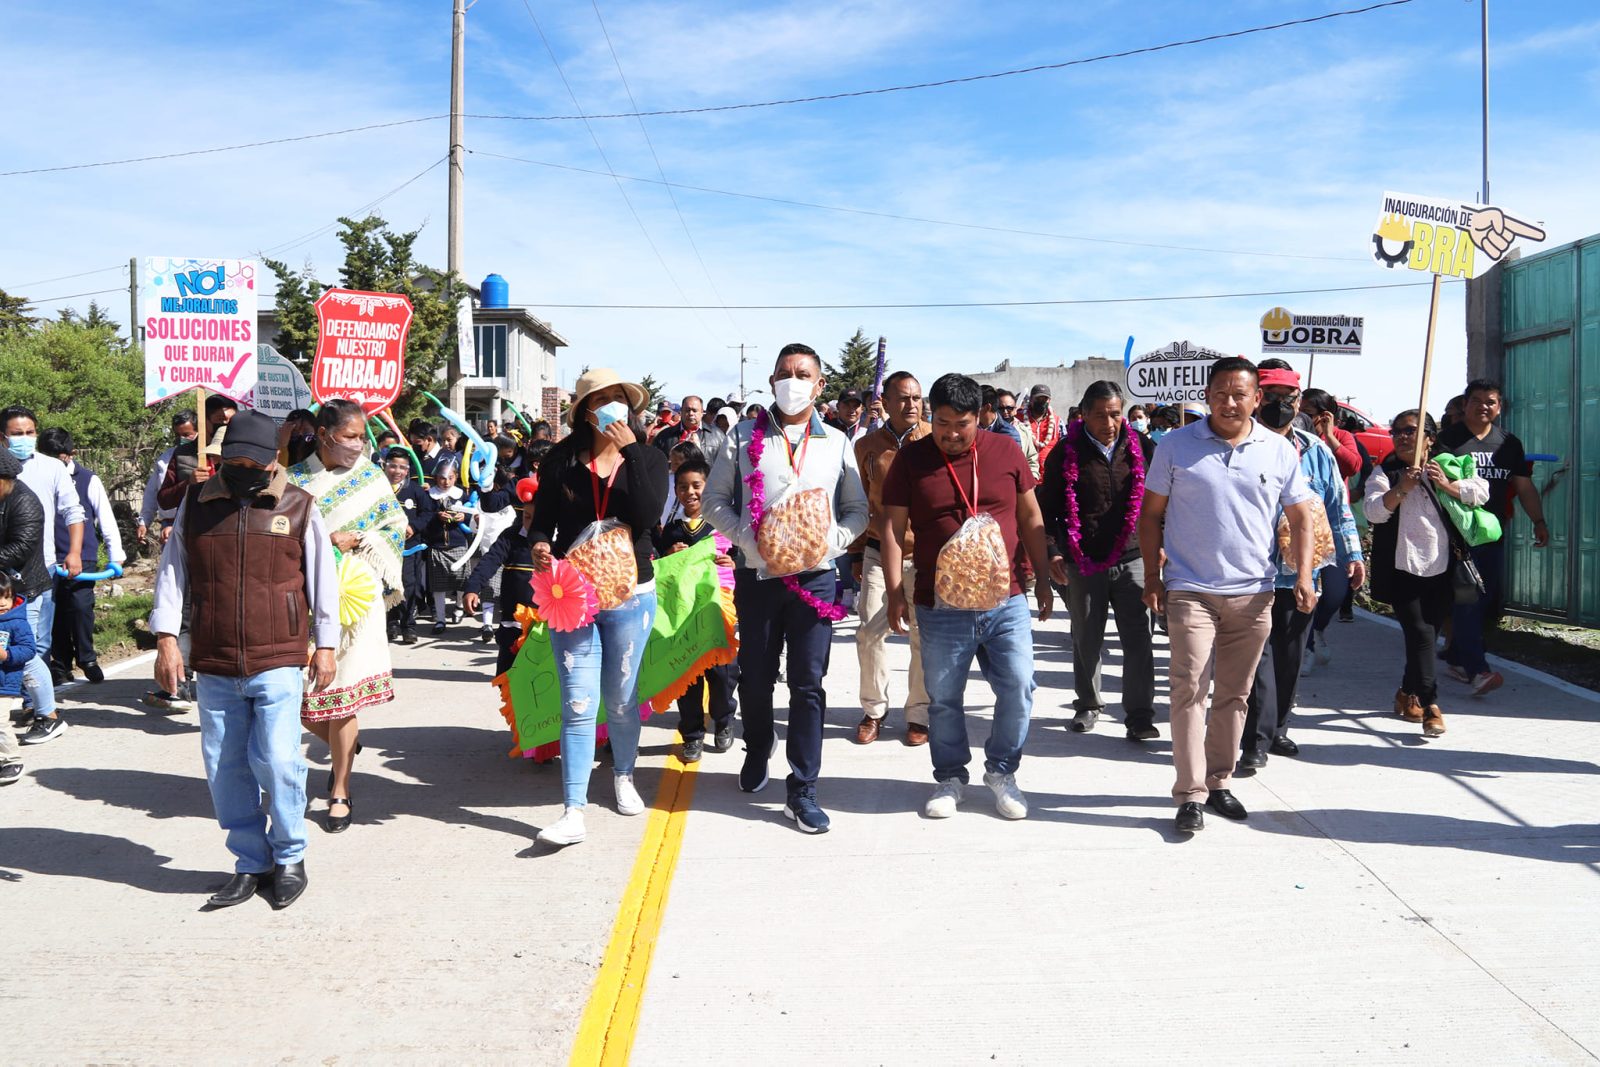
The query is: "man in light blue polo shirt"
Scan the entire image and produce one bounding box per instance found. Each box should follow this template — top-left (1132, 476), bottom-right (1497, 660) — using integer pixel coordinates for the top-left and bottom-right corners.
top-left (1137, 357), bottom-right (1317, 835)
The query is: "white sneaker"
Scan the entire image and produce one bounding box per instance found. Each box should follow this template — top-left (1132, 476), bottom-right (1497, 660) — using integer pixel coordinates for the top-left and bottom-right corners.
top-left (983, 771), bottom-right (1028, 820)
top-left (1313, 631), bottom-right (1332, 666)
top-left (1300, 653), bottom-right (1316, 677)
top-left (537, 806), bottom-right (586, 846)
top-left (614, 773), bottom-right (646, 816)
top-left (924, 779), bottom-right (963, 818)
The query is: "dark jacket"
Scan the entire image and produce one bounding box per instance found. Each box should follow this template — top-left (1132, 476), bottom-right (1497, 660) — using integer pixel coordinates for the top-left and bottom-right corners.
top-left (183, 468), bottom-right (317, 677)
top-left (1038, 425), bottom-right (1155, 569)
top-left (419, 490), bottom-right (470, 550)
top-left (392, 481), bottom-right (430, 549)
top-left (653, 422), bottom-right (725, 460)
top-left (0, 595), bottom-right (37, 698)
top-left (464, 521), bottom-right (539, 618)
top-left (0, 481), bottom-right (52, 598)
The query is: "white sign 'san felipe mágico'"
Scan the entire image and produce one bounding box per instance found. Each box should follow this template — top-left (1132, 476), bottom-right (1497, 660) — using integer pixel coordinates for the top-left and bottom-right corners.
top-left (1123, 341), bottom-right (1230, 405)
top-left (139, 257), bottom-right (259, 406)
top-left (1370, 191), bottom-right (1547, 280)
top-left (1259, 307), bottom-right (1363, 357)
top-left (245, 344), bottom-right (314, 422)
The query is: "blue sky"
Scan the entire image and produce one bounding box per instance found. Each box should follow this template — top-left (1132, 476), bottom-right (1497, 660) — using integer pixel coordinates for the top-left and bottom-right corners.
top-left (3, 0), bottom-right (1598, 421)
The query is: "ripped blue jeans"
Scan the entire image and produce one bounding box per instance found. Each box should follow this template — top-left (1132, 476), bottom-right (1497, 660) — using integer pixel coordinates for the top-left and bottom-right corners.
top-left (549, 589), bottom-right (656, 808)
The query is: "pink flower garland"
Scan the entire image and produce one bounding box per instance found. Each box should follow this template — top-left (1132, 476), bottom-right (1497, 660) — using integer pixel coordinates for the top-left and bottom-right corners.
top-left (747, 413), bottom-right (848, 622)
top-left (1061, 419), bottom-right (1145, 576)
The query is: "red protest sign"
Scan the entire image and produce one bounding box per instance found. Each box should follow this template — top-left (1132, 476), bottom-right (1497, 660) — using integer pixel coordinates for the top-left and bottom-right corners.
top-left (311, 288), bottom-right (413, 416)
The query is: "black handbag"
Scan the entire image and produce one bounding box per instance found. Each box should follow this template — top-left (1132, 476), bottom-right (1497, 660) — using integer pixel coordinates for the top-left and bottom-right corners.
top-left (1422, 482), bottom-right (1487, 605)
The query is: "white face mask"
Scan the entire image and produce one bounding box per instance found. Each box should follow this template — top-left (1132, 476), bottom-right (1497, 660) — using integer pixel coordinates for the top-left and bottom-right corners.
top-left (1131, 418), bottom-right (1149, 434)
top-left (773, 377), bottom-right (816, 417)
top-left (593, 401), bottom-right (631, 432)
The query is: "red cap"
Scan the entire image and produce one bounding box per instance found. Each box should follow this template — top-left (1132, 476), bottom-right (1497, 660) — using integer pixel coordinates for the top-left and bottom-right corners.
top-left (1258, 368), bottom-right (1301, 389)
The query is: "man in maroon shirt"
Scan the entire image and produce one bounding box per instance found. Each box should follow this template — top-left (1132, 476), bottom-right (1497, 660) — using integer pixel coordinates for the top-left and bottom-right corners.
top-left (880, 373), bottom-right (1054, 821)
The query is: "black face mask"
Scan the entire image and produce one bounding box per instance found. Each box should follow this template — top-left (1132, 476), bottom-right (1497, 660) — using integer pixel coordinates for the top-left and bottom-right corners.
top-left (220, 464), bottom-right (272, 497)
top-left (1258, 398), bottom-right (1297, 429)
top-left (1029, 399), bottom-right (1049, 418)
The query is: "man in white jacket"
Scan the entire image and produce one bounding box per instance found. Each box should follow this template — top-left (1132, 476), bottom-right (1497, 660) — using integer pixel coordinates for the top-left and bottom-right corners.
top-left (705, 343), bottom-right (869, 834)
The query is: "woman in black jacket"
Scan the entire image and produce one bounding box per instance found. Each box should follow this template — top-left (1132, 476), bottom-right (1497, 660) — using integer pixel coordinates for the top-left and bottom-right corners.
top-left (527, 369), bottom-right (667, 847)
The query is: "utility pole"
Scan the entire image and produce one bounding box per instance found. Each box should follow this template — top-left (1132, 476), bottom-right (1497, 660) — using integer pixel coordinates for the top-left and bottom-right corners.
top-left (728, 343), bottom-right (757, 402)
top-left (127, 256), bottom-right (140, 351)
top-left (1480, 0), bottom-right (1491, 204)
top-left (446, 0), bottom-right (467, 412)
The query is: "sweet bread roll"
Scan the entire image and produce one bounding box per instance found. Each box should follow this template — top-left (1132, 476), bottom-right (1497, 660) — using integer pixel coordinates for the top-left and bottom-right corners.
top-left (567, 525), bottom-right (638, 611)
top-left (934, 517), bottom-right (1010, 610)
top-left (757, 486), bottom-right (830, 575)
top-left (1276, 501), bottom-right (1336, 573)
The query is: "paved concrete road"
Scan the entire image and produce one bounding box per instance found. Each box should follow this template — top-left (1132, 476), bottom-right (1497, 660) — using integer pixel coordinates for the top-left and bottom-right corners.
top-left (6, 610), bottom-right (1598, 1064)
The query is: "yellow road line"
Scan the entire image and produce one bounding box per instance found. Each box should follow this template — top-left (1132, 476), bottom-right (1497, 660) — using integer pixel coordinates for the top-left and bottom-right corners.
top-left (569, 754), bottom-right (700, 1067)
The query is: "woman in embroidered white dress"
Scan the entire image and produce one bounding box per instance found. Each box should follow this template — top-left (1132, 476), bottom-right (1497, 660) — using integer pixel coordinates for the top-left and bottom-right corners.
top-left (288, 399), bottom-right (407, 832)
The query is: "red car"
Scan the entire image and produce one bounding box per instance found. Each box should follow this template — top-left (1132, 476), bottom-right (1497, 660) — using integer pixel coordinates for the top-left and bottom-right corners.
top-left (1339, 403), bottom-right (1394, 465)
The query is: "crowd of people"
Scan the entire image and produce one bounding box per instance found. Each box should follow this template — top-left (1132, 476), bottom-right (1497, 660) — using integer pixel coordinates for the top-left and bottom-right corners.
top-left (0, 349), bottom-right (1545, 909)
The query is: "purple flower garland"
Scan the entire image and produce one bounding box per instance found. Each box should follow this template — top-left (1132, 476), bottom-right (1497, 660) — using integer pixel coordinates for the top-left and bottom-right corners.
top-left (1061, 418), bottom-right (1145, 576)
top-left (747, 413), bottom-right (849, 622)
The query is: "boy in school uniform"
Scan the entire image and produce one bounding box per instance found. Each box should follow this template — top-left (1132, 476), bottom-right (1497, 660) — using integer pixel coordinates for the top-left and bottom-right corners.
top-left (654, 458), bottom-right (740, 762)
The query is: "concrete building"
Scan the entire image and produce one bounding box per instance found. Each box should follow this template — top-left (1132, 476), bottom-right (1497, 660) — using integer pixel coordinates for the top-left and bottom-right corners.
top-left (968, 356), bottom-right (1130, 409)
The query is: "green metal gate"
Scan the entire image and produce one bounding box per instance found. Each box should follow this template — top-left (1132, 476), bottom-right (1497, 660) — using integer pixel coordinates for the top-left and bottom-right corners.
top-left (1500, 237), bottom-right (1600, 625)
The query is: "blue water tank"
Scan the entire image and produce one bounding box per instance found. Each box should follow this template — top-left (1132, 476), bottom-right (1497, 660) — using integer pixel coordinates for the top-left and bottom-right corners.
top-left (480, 273), bottom-right (509, 308)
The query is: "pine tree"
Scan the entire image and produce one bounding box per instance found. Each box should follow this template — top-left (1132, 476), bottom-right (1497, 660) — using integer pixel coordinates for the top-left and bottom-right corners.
top-left (0, 287), bottom-right (34, 336)
top-left (822, 328), bottom-right (881, 402)
top-left (638, 373), bottom-right (669, 411)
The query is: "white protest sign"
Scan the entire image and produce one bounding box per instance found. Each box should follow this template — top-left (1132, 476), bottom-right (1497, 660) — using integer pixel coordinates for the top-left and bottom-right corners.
top-left (1370, 191), bottom-right (1546, 279)
top-left (1124, 341), bottom-right (1229, 405)
top-left (245, 344), bottom-right (313, 422)
top-left (139, 257), bottom-right (258, 405)
top-left (1259, 307), bottom-right (1363, 356)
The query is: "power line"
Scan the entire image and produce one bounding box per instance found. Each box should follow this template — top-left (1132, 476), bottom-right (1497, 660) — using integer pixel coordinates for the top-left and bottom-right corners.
top-left (27, 286), bottom-right (128, 305)
top-left (514, 279), bottom-right (1456, 310)
top-left (0, 1), bottom-right (1419, 178)
top-left (471, 149), bottom-right (1369, 263)
top-left (0, 116), bottom-right (446, 178)
top-left (10, 263), bottom-right (128, 289)
top-left (257, 156), bottom-right (449, 258)
top-left (469, 0), bottom-right (1420, 122)
top-left (518, 0), bottom-right (725, 346)
top-left (589, 0), bottom-right (744, 339)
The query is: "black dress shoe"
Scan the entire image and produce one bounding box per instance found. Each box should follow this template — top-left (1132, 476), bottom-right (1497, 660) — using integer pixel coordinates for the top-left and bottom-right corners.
top-left (1240, 748), bottom-right (1268, 768)
top-left (1174, 802), bottom-right (1205, 833)
top-left (1125, 723), bottom-right (1160, 742)
top-left (1206, 789), bottom-right (1248, 821)
top-left (207, 871), bottom-right (270, 908)
top-left (325, 797), bottom-right (353, 834)
top-left (271, 862), bottom-right (308, 909)
top-left (1269, 736), bottom-right (1300, 757)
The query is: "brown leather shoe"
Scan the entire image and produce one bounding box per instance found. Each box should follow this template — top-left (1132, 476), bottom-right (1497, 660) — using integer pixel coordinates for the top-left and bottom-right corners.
top-left (1422, 705), bottom-right (1446, 737)
top-left (905, 723), bottom-right (930, 746)
top-left (854, 716), bottom-right (882, 744)
top-left (1394, 689), bottom-right (1424, 722)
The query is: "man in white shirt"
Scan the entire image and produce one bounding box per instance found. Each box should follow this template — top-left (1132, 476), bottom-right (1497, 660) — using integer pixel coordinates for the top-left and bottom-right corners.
top-left (39, 429), bottom-right (126, 685)
top-left (2, 406), bottom-right (85, 745)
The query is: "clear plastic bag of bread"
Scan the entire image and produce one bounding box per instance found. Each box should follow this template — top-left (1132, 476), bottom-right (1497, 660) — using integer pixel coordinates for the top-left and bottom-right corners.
top-left (935, 513), bottom-right (1011, 611)
top-left (756, 482), bottom-right (832, 577)
top-left (566, 519), bottom-right (638, 611)
top-left (1276, 499), bottom-right (1337, 574)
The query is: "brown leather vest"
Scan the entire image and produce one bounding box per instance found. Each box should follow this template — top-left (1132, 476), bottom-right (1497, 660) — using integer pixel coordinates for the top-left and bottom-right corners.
top-left (183, 473), bottom-right (316, 677)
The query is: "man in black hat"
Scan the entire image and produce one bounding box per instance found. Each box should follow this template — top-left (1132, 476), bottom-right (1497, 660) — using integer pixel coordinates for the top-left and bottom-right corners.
top-left (830, 388), bottom-right (868, 443)
top-left (151, 409), bottom-right (340, 910)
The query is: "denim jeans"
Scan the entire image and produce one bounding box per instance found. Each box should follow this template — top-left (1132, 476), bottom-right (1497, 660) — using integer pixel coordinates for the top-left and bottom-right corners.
top-left (20, 587), bottom-right (56, 719)
top-left (915, 594), bottom-right (1036, 784)
top-left (1448, 538), bottom-right (1505, 676)
top-left (195, 667), bottom-right (309, 873)
top-left (549, 590), bottom-right (656, 809)
top-left (734, 568), bottom-right (835, 793)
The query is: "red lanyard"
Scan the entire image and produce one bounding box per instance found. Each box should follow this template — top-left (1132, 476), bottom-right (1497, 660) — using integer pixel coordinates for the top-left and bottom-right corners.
top-left (589, 458), bottom-right (621, 520)
top-left (942, 449), bottom-right (979, 518)
top-left (770, 411), bottom-right (813, 473)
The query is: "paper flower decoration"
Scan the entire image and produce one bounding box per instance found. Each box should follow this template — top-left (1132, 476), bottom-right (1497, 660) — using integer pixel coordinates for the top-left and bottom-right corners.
top-left (530, 559), bottom-right (599, 633)
top-left (335, 553), bottom-right (379, 627)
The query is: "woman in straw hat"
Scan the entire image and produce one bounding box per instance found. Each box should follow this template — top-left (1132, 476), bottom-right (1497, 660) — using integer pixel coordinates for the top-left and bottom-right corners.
top-left (528, 369), bottom-right (668, 846)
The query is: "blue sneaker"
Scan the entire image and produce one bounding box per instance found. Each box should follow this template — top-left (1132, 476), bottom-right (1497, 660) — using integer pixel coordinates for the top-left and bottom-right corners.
top-left (784, 788), bottom-right (831, 834)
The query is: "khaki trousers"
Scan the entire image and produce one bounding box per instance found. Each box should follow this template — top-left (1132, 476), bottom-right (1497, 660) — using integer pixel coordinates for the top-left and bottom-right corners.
top-left (1166, 590), bottom-right (1274, 804)
top-left (855, 545), bottom-right (929, 726)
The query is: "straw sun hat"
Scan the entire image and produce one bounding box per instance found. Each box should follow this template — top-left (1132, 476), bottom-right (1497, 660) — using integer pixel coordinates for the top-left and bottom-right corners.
top-left (568, 367), bottom-right (648, 428)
